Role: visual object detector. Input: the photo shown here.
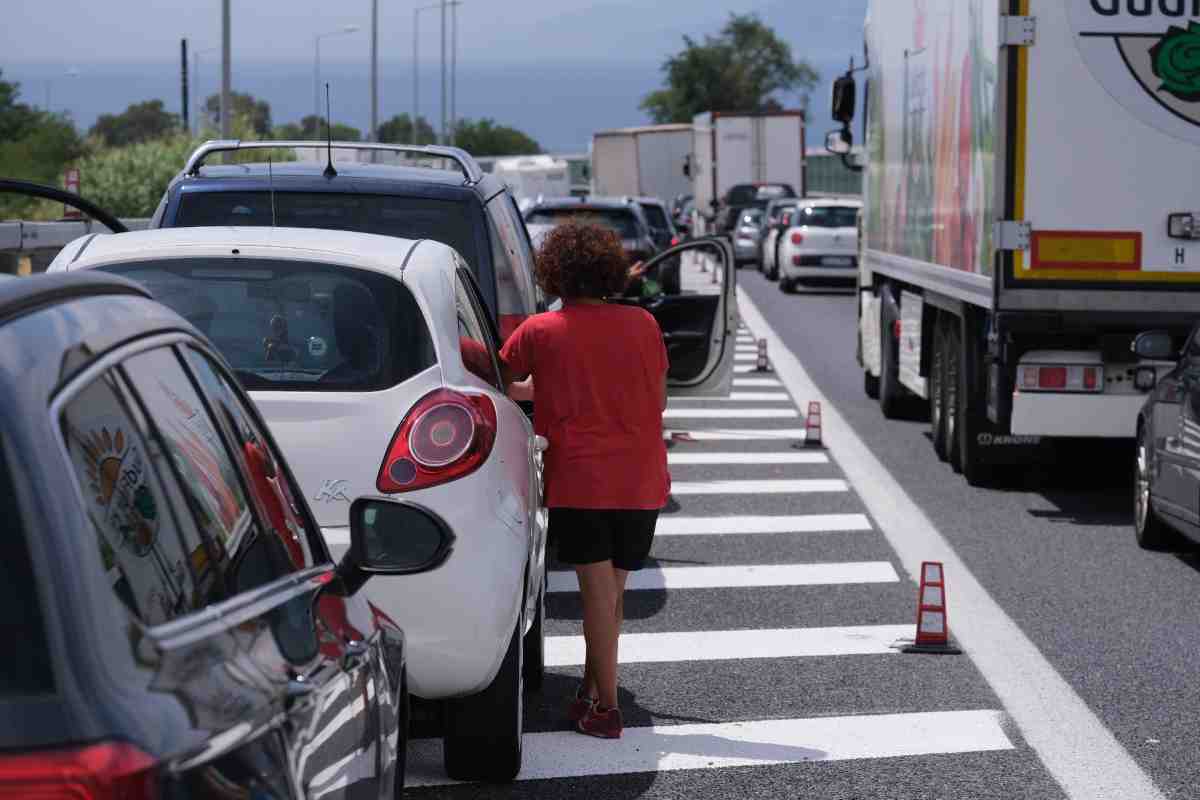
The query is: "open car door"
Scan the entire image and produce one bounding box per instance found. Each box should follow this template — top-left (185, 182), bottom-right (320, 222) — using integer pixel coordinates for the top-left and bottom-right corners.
top-left (615, 236), bottom-right (737, 397)
top-left (0, 179), bottom-right (128, 233)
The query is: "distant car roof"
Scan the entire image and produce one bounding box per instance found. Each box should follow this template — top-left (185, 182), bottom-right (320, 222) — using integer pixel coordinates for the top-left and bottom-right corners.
top-left (526, 196), bottom-right (640, 212)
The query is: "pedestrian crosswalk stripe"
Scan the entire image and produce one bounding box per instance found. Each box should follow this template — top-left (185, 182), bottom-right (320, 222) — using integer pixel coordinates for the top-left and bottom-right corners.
top-left (548, 561), bottom-right (898, 592)
top-left (735, 364), bottom-right (770, 373)
top-left (664, 428), bottom-right (808, 441)
top-left (666, 452), bottom-right (828, 465)
top-left (735, 355), bottom-right (758, 363)
top-left (656, 514), bottom-right (872, 535)
top-left (663, 408), bottom-right (797, 419)
top-left (669, 392), bottom-right (791, 403)
top-left (671, 479), bottom-right (847, 495)
top-left (545, 624), bottom-right (915, 666)
top-left (405, 710), bottom-right (1012, 786)
top-left (734, 377), bottom-right (783, 387)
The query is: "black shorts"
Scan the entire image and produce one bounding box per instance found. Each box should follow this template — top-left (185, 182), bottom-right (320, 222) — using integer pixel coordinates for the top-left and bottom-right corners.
top-left (549, 508), bottom-right (659, 571)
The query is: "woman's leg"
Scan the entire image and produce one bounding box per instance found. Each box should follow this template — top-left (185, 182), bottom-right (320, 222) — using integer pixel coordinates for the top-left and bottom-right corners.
top-left (575, 560), bottom-right (620, 709)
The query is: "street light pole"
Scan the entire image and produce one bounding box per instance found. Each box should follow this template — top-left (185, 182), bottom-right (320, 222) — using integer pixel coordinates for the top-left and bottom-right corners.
top-left (220, 0), bottom-right (231, 138)
top-left (192, 47), bottom-right (218, 134)
top-left (413, 3), bottom-right (441, 145)
top-left (450, 0), bottom-right (457, 146)
top-left (440, 0), bottom-right (447, 145)
top-left (313, 25), bottom-right (361, 126)
top-left (370, 0), bottom-right (378, 141)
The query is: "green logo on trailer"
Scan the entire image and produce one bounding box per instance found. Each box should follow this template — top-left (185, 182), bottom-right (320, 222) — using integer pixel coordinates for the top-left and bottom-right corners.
top-left (1070, 1), bottom-right (1200, 141)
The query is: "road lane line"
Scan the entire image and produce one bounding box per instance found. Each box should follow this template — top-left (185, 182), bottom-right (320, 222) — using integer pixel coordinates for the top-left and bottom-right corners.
top-left (664, 428), bottom-right (807, 441)
top-left (655, 514), bottom-right (872, 536)
top-left (737, 289), bottom-right (1167, 800)
top-left (671, 479), bottom-right (847, 495)
top-left (546, 625), bottom-right (915, 666)
top-left (667, 452), bottom-right (828, 465)
top-left (670, 392), bottom-right (791, 403)
top-left (548, 562), bottom-right (898, 592)
top-left (735, 364), bottom-right (772, 373)
top-left (734, 377), bottom-right (783, 387)
top-left (662, 408), bottom-right (798, 419)
top-left (406, 710), bottom-right (1012, 786)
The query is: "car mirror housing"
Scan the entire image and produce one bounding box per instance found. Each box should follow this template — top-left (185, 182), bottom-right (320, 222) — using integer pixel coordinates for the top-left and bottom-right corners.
top-left (1132, 330), bottom-right (1178, 362)
top-left (832, 72), bottom-right (857, 124)
top-left (346, 497), bottom-right (455, 578)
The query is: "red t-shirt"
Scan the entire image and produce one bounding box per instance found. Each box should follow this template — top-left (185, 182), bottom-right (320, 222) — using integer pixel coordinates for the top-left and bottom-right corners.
top-left (500, 302), bottom-right (670, 510)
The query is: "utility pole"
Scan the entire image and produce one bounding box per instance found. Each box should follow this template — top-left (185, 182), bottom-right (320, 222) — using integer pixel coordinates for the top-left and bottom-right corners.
top-left (370, 0), bottom-right (378, 141)
top-left (440, 0), bottom-right (447, 145)
top-left (450, 0), bottom-right (457, 145)
top-left (181, 39), bottom-right (189, 133)
top-left (220, 0), bottom-right (231, 138)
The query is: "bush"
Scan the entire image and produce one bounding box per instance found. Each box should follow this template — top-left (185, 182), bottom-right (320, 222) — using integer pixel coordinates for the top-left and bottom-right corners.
top-left (77, 136), bottom-right (199, 218)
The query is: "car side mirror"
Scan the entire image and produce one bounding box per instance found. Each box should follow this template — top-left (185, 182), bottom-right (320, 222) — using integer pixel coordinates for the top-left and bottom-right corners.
top-left (1132, 331), bottom-right (1179, 361)
top-left (348, 497), bottom-right (454, 576)
top-left (832, 72), bottom-right (857, 124)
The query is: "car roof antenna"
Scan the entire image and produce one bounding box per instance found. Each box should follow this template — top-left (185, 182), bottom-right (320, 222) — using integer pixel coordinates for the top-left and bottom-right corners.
top-left (323, 82), bottom-right (338, 179)
top-left (268, 157), bottom-right (278, 226)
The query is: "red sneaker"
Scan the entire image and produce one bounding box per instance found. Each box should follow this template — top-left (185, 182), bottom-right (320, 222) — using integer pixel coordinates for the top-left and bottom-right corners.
top-left (567, 689), bottom-right (596, 722)
top-left (576, 705), bottom-right (623, 739)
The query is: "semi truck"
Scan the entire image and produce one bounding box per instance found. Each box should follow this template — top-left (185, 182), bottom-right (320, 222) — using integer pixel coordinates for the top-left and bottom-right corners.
top-left (829, 0), bottom-right (1200, 484)
top-left (491, 155), bottom-right (571, 205)
top-left (590, 124), bottom-right (693, 204)
top-left (689, 111), bottom-right (807, 223)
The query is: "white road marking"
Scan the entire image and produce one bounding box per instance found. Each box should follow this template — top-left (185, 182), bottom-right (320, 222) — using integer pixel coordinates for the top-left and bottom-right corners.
top-left (655, 514), bottom-right (872, 536)
top-left (663, 408), bottom-right (798, 419)
top-left (738, 288), bottom-right (1167, 800)
top-left (734, 377), bottom-right (783, 387)
top-left (546, 625), bottom-right (914, 666)
top-left (406, 710), bottom-right (1012, 786)
top-left (669, 392), bottom-right (792, 403)
top-left (736, 364), bottom-right (773, 374)
top-left (664, 428), bottom-right (807, 441)
top-left (548, 562), bottom-right (899, 592)
top-left (667, 452), bottom-right (828, 465)
top-left (671, 479), bottom-right (847, 495)
top-left (321, 527), bottom-right (349, 546)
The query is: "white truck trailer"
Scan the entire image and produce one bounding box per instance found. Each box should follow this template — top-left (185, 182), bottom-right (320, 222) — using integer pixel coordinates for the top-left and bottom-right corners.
top-left (491, 155), bottom-right (571, 204)
top-left (689, 111), bottom-right (806, 221)
top-left (830, 0), bottom-right (1200, 484)
top-left (590, 124), bottom-right (693, 204)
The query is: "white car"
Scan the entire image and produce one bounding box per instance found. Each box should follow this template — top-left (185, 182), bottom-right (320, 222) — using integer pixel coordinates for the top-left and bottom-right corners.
top-left (48, 226), bottom-right (546, 783)
top-left (776, 199), bottom-right (862, 293)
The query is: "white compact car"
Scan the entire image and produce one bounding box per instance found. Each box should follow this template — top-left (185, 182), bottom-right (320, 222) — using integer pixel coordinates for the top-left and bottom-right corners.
top-left (776, 199), bottom-right (862, 293)
top-left (49, 226), bottom-right (546, 783)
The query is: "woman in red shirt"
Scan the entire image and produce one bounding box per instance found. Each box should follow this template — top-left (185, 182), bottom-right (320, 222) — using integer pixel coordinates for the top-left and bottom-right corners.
top-left (501, 222), bottom-right (670, 740)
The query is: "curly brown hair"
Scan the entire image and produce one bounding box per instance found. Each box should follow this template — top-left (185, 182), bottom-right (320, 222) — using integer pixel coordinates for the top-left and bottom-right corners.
top-left (534, 222), bottom-right (630, 299)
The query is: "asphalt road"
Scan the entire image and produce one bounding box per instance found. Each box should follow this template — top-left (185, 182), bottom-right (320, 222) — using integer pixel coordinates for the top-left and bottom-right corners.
top-left (737, 267), bottom-right (1200, 799)
top-left (405, 280), bottom-right (1072, 798)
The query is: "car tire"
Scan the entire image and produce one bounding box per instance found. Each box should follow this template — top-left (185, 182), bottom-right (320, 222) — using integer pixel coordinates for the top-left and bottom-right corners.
top-left (522, 574), bottom-right (545, 691)
top-left (443, 617), bottom-right (524, 782)
top-left (779, 278), bottom-right (795, 294)
top-left (930, 319), bottom-right (949, 462)
top-left (1135, 424), bottom-right (1182, 551)
top-left (878, 288), bottom-right (904, 419)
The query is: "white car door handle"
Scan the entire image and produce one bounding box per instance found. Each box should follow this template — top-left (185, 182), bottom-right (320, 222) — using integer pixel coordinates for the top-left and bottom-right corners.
top-left (534, 435), bottom-right (549, 453)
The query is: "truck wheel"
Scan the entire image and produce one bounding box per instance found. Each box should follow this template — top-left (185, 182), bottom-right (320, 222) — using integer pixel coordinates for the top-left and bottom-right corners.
top-left (951, 317), bottom-right (993, 486)
top-left (1135, 424), bottom-right (1182, 550)
top-left (522, 574), bottom-right (545, 691)
top-left (878, 289), bottom-right (903, 419)
top-left (864, 370), bottom-right (880, 399)
top-left (779, 278), bottom-right (796, 294)
top-left (930, 319), bottom-right (949, 462)
top-left (443, 617), bottom-right (524, 782)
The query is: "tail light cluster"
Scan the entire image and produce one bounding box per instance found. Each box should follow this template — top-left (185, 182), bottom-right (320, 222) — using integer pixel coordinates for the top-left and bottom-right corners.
top-left (791, 232), bottom-right (805, 245)
top-left (1019, 364), bottom-right (1104, 393)
top-left (377, 389), bottom-right (497, 493)
top-left (0, 741), bottom-right (158, 799)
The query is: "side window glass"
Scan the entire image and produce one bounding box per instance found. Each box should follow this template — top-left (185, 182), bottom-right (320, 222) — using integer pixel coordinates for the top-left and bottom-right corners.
top-left (184, 346), bottom-right (319, 570)
top-left (121, 348), bottom-right (298, 596)
top-left (487, 194), bottom-right (537, 338)
top-left (60, 370), bottom-right (206, 626)
top-left (455, 271), bottom-right (502, 388)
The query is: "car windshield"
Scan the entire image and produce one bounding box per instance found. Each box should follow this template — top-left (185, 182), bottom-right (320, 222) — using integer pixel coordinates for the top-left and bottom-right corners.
top-left (99, 258), bottom-right (436, 392)
top-left (639, 203), bottom-right (670, 231)
top-left (796, 206), bottom-right (859, 228)
top-left (726, 184), bottom-right (797, 205)
top-left (174, 191), bottom-right (479, 267)
top-left (525, 208), bottom-right (642, 239)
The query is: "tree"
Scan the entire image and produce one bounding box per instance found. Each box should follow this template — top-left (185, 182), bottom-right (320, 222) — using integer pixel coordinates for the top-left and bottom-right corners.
top-left (641, 14), bottom-right (819, 123)
top-left (273, 115), bottom-right (361, 142)
top-left (0, 70), bottom-right (84, 219)
top-left (76, 135), bottom-right (199, 217)
top-left (89, 100), bottom-right (180, 147)
top-left (377, 113), bottom-right (436, 145)
top-left (202, 91), bottom-right (271, 136)
top-left (451, 118), bottom-right (540, 157)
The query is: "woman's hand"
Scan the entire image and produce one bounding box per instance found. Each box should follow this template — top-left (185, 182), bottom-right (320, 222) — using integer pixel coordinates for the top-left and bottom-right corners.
top-left (627, 261), bottom-right (650, 281)
top-left (508, 376), bottom-right (534, 403)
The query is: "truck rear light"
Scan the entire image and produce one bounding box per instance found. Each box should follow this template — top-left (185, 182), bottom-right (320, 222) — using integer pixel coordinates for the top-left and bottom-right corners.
top-left (791, 232), bottom-right (805, 245)
top-left (792, 255), bottom-right (802, 266)
top-left (0, 741), bottom-right (158, 799)
top-left (377, 388), bottom-right (497, 493)
top-left (1018, 364), bottom-right (1104, 393)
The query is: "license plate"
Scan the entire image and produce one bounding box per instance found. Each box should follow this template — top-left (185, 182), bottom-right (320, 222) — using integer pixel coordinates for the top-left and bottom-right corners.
top-left (823, 256), bottom-right (853, 266)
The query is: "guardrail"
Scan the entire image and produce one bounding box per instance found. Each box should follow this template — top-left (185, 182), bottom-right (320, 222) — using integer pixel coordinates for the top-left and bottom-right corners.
top-left (0, 219), bottom-right (151, 253)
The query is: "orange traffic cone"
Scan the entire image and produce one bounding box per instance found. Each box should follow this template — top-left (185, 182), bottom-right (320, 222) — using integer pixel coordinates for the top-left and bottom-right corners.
top-left (755, 339), bottom-right (771, 372)
top-left (901, 561), bottom-right (962, 655)
top-left (805, 402), bottom-right (822, 446)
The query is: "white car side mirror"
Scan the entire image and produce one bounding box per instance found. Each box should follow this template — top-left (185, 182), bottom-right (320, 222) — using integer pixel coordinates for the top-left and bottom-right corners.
top-left (534, 435), bottom-right (549, 453)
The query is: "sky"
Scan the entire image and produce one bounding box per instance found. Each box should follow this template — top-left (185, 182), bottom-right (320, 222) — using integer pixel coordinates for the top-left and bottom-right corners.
top-left (2, 0), bottom-right (868, 151)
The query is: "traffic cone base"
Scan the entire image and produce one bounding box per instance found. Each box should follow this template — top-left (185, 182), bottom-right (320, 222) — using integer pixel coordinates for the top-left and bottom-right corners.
top-left (899, 560), bottom-right (962, 655)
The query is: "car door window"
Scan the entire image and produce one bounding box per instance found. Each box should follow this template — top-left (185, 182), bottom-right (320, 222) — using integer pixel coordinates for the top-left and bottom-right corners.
top-left (487, 194), bottom-right (538, 339)
top-left (60, 368), bottom-right (209, 625)
top-left (455, 269), bottom-right (503, 388)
